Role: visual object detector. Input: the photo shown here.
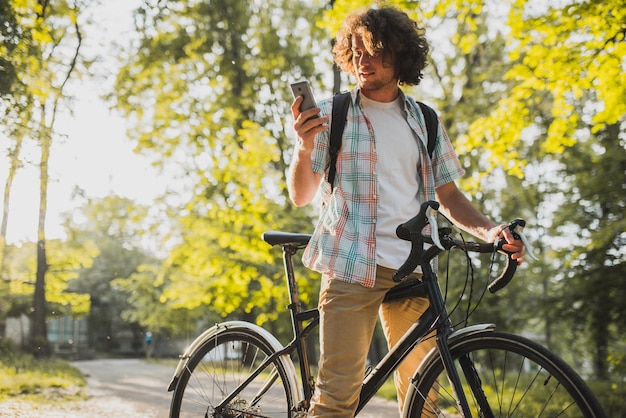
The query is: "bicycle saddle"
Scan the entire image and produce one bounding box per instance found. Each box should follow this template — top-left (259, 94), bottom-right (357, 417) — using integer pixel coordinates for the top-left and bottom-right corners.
top-left (262, 231), bottom-right (312, 247)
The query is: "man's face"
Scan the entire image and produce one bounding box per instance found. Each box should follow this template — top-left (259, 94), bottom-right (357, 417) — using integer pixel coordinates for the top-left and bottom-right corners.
top-left (351, 33), bottom-right (398, 100)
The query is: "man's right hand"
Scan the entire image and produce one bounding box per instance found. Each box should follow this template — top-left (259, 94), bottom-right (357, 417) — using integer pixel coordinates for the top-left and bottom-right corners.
top-left (287, 96), bottom-right (328, 207)
top-left (291, 96), bottom-right (328, 152)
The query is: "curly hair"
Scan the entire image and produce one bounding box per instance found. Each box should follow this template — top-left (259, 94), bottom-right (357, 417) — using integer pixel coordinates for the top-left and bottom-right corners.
top-left (333, 7), bottom-right (429, 86)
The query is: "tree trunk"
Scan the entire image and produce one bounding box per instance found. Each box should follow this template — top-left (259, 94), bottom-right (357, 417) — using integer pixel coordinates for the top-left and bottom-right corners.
top-left (0, 136), bottom-right (23, 276)
top-left (32, 120), bottom-right (51, 358)
top-left (590, 296), bottom-right (610, 380)
top-left (0, 135), bottom-right (24, 337)
top-left (33, 239), bottom-right (50, 357)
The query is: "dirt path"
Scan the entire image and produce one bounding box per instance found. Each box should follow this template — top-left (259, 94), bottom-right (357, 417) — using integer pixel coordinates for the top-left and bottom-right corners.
top-left (0, 358), bottom-right (399, 417)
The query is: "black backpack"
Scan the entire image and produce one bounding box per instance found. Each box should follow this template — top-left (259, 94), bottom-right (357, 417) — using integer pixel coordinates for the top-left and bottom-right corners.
top-left (328, 92), bottom-right (438, 191)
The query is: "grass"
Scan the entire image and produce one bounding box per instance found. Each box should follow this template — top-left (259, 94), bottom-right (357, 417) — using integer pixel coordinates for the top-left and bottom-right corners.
top-left (0, 349), bottom-right (87, 403)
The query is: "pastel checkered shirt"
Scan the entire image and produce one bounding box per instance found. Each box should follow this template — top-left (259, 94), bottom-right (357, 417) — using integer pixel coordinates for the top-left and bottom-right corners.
top-left (301, 88), bottom-right (465, 288)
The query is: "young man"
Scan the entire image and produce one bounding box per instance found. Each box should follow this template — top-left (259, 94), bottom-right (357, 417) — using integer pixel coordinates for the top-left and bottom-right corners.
top-left (288, 7), bottom-right (524, 417)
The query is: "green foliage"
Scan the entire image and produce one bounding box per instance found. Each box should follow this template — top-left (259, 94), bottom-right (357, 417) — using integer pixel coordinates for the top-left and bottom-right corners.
top-left (588, 380), bottom-right (625, 417)
top-left (547, 123), bottom-right (626, 380)
top-left (469, 0), bottom-right (626, 174)
top-left (0, 239), bottom-right (92, 319)
top-left (62, 195), bottom-right (160, 349)
top-left (157, 122), bottom-right (311, 321)
top-left (408, 0), bottom-right (626, 383)
top-left (114, 0), bottom-right (326, 157)
top-left (1, 0), bottom-right (94, 357)
top-left (0, 0), bottom-right (19, 97)
top-left (110, 0), bottom-right (325, 336)
top-left (113, 264), bottom-right (204, 338)
top-left (103, 0), bottom-right (626, 383)
top-left (2, 0), bottom-right (621, 389)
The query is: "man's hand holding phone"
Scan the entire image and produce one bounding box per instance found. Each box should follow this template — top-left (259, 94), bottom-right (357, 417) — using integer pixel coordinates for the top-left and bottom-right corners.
top-left (288, 81), bottom-right (328, 206)
top-left (290, 81), bottom-right (328, 152)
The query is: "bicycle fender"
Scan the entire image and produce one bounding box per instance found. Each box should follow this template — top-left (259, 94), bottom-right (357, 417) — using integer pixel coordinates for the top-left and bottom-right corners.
top-left (402, 323), bottom-right (495, 417)
top-left (167, 320), bottom-right (301, 402)
top-left (415, 323), bottom-right (495, 376)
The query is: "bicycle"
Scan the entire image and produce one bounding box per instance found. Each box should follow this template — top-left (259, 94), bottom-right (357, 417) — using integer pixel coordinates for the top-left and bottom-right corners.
top-left (167, 200), bottom-right (606, 417)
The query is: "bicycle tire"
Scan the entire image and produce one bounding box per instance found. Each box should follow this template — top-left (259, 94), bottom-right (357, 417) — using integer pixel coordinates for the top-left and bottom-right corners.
top-left (170, 325), bottom-right (298, 418)
top-left (404, 331), bottom-right (606, 417)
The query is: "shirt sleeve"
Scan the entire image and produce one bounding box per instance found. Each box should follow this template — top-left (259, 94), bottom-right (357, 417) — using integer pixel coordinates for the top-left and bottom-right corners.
top-left (309, 98), bottom-right (333, 175)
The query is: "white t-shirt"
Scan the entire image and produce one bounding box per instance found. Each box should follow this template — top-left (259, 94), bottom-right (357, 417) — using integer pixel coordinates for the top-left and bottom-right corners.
top-left (361, 95), bottom-right (421, 270)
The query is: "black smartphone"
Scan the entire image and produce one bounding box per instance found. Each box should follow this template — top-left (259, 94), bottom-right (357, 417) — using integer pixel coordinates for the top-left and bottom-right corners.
top-left (290, 80), bottom-right (318, 118)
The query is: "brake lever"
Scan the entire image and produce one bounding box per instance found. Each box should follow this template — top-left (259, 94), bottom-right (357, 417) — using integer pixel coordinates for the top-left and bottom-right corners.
top-left (426, 206), bottom-right (444, 250)
top-left (518, 232), bottom-right (538, 261)
top-left (509, 219), bottom-right (539, 261)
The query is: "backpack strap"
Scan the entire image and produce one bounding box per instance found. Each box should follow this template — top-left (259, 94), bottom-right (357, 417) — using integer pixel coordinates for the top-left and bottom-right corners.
top-left (416, 101), bottom-right (438, 158)
top-left (327, 94), bottom-right (438, 192)
top-left (328, 92), bottom-right (351, 191)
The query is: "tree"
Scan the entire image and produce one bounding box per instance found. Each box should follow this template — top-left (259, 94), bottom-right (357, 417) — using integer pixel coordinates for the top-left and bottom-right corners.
top-left (63, 194), bottom-right (158, 351)
top-left (1, 237), bottom-right (92, 350)
top-left (421, 0), bottom-right (626, 381)
top-left (27, 0), bottom-right (84, 357)
top-left (0, 0), bottom-right (19, 277)
top-left (111, 0), bottom-right (326, 336)
top-left (548, 122), bottom-right (626, 380)
top-left (1, 0), bottom-right (86, 356)
top-left (495, 0), bottom-right (625, 381)
top-left (465, 0), bottom-right (625, 174)
top-left (0, 0), bottom-right (29, 335)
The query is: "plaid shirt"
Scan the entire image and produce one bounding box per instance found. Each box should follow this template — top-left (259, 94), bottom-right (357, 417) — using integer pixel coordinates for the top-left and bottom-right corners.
top-left (302, 88), bottom-right (465, 288)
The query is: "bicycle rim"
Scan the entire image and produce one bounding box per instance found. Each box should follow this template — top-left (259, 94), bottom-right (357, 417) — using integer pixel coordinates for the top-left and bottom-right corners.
top-left (405, 331), bottom-right (606, 418)
top-left (170, 329), bottom-right (296, 418)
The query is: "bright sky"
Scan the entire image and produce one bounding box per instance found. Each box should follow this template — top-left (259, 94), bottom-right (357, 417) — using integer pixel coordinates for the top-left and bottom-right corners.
top-left (0, 0), bottom-right (166, 244)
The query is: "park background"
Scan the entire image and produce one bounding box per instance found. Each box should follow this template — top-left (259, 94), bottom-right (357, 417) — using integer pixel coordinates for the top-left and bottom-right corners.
top-left (0, 0), bottom-right (624, 413)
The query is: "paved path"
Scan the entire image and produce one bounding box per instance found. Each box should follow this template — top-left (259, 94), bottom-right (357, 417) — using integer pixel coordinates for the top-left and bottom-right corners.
top-left (0, 358), bottom-right (399, 417)
top-left (74, 358), bottom-right (173, 415)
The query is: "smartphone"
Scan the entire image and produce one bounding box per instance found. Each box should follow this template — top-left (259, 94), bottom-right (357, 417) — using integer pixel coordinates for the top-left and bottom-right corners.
top-left (290, 80), bottom-right (318, 118)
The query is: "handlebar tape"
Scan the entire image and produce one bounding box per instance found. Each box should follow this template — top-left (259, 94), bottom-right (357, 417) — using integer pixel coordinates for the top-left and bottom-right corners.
top-left (392, 239), bottom-right (422, 282)
top-left (487, 240), bottom-right (518, 293)
top-left (393, 201), bottom-right (439, 282)
top-left (487, 222), bottom-right (523, 293)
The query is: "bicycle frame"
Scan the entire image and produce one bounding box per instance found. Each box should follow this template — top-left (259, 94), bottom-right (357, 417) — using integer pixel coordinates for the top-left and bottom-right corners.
top-left (275, 238), bottom-right (481, 417)
top-left (208, 215), bottom-right (516, 416)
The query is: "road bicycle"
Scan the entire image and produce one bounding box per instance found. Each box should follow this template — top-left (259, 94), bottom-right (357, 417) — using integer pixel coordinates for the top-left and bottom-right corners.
top-left (167, 200), bottom-right (606, 417)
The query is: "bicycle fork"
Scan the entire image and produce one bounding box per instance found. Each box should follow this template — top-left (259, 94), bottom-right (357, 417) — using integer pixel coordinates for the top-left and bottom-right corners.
top-left (424, 274), bottom-right (492, 418)
top-left (436, 332), bottom-right (489, 418)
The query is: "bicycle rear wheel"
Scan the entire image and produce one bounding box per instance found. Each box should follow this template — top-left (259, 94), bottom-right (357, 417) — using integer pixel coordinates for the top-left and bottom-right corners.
top-left (170, 326), bottom-right (297, 418)
top-left (404, 331), bottom-right (606, 417)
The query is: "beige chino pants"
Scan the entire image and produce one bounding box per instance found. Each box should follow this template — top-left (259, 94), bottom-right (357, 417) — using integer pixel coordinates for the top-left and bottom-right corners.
top-left (308, 266), bottom-right (436, 417)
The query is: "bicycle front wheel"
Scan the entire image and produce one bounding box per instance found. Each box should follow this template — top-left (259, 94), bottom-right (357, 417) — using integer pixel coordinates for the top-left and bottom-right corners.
top-left (404, 331), bottom-right (606, 417)
top-left (170, 325), bottom-right (297, 418)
